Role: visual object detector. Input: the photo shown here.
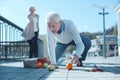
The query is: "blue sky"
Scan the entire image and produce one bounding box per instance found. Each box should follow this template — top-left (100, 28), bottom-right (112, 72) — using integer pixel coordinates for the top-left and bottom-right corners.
top-left (0, 0), bottom-right (119, 35)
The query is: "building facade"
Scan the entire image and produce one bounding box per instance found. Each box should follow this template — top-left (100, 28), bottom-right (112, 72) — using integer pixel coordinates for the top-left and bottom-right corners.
top-left (115, 2), bottom-right (120, 56)
top-left (88, 35), bottom-right (117, 57)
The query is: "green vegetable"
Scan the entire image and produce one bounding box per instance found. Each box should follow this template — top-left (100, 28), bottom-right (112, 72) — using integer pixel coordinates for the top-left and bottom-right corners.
top-left (48, 65), bottom-right (55, 71)
top-left (42, 63), bottom-right (48, 68)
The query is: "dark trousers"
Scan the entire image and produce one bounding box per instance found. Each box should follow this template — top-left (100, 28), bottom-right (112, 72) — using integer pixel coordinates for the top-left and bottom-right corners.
top-left (28, 32), bottom-right (38, 58)
top-left (55, 34), bottom-right (91, 61)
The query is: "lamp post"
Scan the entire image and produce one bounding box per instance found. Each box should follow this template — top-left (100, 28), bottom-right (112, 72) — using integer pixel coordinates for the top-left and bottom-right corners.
top-left (93, 4), bottom-right (109, 58)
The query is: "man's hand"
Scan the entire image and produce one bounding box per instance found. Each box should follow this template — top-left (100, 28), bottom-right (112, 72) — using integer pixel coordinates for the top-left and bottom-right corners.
top-left (68, 55), bottom-right (80, 65)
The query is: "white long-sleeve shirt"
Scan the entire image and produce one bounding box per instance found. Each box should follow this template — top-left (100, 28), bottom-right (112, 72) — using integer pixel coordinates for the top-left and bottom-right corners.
top-left (32, 16), bottom-right (38, 32)
top-left (47, 19), bottom-right (85, 64)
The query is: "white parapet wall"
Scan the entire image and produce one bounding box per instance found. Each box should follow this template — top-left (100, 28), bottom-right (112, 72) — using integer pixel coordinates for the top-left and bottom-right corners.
top-left (118, 37), bottom-right (120, 56)
top-left (115, 3), bottom-right (120, 56)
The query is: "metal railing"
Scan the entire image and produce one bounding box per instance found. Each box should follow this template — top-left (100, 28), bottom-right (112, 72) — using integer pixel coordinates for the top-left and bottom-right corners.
top-left (0, 15), bottom-right (29, 59)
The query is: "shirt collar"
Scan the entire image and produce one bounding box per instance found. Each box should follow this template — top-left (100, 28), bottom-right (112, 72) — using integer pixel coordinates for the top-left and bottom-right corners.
top-left (57, 21), bottom-right (65, 34)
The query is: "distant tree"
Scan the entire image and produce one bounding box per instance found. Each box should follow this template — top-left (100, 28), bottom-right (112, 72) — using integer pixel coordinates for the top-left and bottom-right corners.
top-left (113, 27), bottom-right (118, 35)
top-left (106, 23), bottom-right (118, 35)
top-left (80, 23), bottom-right (118, 40)
top-left (65, 45), bottom-right (76, 54)
top-left (80, 32), bottom-right (96, 40)
top-left (80, 32), bottom-right (102, 40)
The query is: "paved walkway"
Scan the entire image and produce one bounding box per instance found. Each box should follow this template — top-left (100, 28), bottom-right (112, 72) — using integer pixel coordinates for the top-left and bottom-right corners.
top-left (0, 56), bottom-right (120, 80)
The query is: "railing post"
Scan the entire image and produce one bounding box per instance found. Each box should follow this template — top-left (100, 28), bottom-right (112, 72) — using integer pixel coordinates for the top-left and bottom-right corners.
top-left (0, 15), bottom-right (30, 59)
top-left (114, 45), bottom-right (118, 57)
top-left (4, 45), bottom-right (8, 59)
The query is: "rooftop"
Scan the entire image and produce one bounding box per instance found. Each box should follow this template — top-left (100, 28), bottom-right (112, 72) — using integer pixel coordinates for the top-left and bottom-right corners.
top-left (0, 56), bottom-right (120, 80)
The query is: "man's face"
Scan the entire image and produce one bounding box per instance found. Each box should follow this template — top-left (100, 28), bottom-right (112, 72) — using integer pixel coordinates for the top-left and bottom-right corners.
top-left (48, 20), bottom-right (61, 33)
top-left (30, 7), bottom-right (35, 14)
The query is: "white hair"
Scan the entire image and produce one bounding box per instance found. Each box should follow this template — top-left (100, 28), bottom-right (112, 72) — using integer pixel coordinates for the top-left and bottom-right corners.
top-left (46, 12), bottom-right (61, 23)
top-left (29, 6), bottom-right (36, 12)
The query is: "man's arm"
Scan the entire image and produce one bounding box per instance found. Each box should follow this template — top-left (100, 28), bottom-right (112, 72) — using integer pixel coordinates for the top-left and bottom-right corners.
top-left (47, 27), bottom-right (56, 64)
top-left (69, 21), bottom-right (85, 58)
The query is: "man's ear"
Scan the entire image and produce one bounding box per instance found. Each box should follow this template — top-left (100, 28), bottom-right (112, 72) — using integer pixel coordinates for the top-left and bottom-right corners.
top-left (58, 20), bottom-right (62, 26)
top-left (47, 23), bottom-right (50, 28)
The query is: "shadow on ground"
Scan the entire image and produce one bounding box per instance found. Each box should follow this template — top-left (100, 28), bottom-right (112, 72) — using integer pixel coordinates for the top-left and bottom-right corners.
top-left (0, 63), bottom-right (53, 80)
top-left (84, 63), bottom-right (120, 74)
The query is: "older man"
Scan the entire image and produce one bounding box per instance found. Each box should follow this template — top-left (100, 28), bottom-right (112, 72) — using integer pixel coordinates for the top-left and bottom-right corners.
top-left (46, 12), bottom-right (91, 67)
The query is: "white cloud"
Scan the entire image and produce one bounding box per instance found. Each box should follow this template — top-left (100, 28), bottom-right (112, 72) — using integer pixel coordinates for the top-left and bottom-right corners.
top-left (0, 6), bottom-right (8, 15)
top-left (83, 25), bottom-right (88, 28)
top-left (0, 6), bottom-right (7, 12)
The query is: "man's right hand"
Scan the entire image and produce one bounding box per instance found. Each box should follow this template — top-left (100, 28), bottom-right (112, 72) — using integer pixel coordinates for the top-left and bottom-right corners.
top-left (67, 55), bottom-right (80, 66)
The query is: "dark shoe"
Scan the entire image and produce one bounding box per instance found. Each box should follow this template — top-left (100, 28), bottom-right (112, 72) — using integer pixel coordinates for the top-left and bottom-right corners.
top-left (53, 64), bottom-right (59, 69)
top-left (77, 59), bottom-right (83, 67)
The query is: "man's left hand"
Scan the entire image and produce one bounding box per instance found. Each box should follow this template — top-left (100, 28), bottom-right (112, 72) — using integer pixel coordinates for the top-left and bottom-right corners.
top-left (70, 55), bottom-right (80, 65)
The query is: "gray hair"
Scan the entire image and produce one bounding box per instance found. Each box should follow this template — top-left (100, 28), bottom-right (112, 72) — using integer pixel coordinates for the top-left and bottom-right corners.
top-left (46, 12), bottom-right (61, 23)
top-left (29, 6), bottom-right (36, 11)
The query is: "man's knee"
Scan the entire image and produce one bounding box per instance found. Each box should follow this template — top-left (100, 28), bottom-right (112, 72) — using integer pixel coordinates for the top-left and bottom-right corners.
top-left (87, 39), bottom-right (91, 50)
top-left (80, 35), bottom-right (91, 49)
top-left (83, 38), bottom-right (91, 51)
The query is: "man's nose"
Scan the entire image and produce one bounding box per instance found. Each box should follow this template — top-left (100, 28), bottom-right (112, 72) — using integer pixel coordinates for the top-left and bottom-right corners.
top-left (50, 28), bottom-right (54, 32)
